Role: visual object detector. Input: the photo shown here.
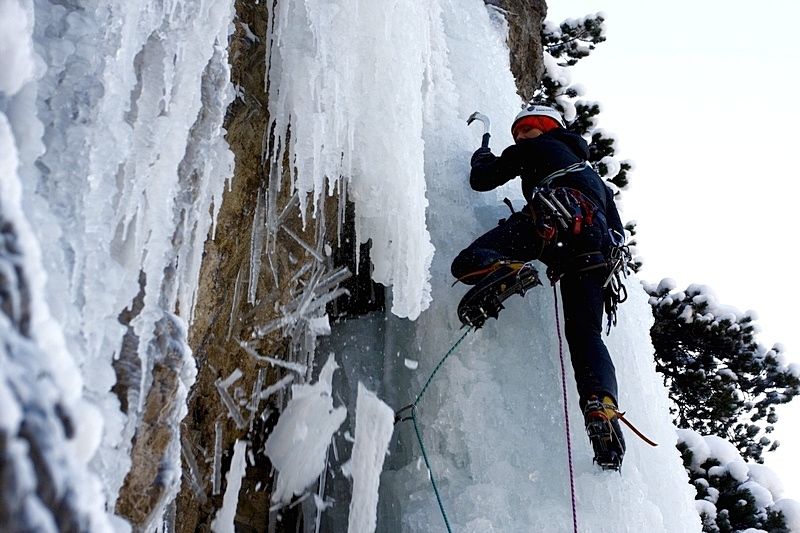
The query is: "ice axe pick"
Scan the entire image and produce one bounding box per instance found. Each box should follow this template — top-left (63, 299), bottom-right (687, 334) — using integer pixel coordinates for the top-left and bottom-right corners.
top-left (467, 111), bottom-right (491, 148)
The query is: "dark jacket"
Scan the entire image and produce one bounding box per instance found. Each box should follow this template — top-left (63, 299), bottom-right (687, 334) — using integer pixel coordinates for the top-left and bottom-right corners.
top-left (470, 129), bottom-right (624, 236)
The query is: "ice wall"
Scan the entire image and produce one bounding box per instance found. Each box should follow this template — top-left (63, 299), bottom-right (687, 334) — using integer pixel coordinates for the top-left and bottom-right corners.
top-left (3, 0), bottom-right (235, 524)
top-left (383, 275), bottom-right (702, 531)
top-left (0, 2), bottom-right (112, 529)
top-left (268, 0), bottom-right (702, 530)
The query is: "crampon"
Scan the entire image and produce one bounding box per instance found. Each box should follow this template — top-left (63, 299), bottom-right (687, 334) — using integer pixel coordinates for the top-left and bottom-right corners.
top-left (584, 395), bottom-right (626, 472)
top-left (457, 261), bottom-right (542, 329)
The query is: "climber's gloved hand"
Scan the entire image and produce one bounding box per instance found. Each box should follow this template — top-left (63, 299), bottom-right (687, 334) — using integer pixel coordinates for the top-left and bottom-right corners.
top-left (471, 147), bottom-right (493, 166)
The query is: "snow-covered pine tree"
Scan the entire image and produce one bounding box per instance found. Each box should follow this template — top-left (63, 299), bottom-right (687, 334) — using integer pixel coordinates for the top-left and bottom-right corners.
top-left (646, 281), bottom-right (797, 529)
top-left (678, 438), bottom-right (791, 532)
top-left (536, 13), bottom-right (632, 191)
top-left (541, 12), bottom-right (605, 66)
top-left (645, 281), bottom-right (800, 463)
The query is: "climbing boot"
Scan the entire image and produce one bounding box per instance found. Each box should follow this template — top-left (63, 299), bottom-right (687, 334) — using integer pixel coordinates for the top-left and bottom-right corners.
top-left (457, 261), bottom-right (541, 328)
top-left (584, 395), bottom-right (626, 471)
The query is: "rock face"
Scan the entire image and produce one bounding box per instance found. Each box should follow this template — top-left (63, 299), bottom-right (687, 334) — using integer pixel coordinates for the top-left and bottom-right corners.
top-left (488, 0), bottom-right (548, 102)
top-left (177, 0), bottom-right (546, 531)
top-left (176, 1), bottom-right (351, 529)
top-left (116, 313), bottom-right (190, 528)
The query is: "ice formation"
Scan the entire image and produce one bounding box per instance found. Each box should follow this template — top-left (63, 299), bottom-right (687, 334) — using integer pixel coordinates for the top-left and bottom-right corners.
top-left (3, 0), bottom-right (798, 530)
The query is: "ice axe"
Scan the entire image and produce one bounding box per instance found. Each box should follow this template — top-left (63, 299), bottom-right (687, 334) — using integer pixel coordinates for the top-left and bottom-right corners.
top-left (467, 111), bottom-right (491, 148)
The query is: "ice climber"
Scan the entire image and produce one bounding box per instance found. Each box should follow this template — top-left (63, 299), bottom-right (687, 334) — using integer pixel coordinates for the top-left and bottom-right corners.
top-left (452, 104), bottom-right (628, 470)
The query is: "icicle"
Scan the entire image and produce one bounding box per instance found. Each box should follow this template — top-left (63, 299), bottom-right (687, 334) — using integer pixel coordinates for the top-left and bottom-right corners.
top-left (248, 187), bottom-right (266, 305)
top-left (259, 375), bottom-right (294, 400)
top-left (336, 178), bottom-right (345, 247)
top-left (211, 439), bottom-right (248, 532)
top-left (215, 371), bottom-right (248, 429)
top-left (289, 261), bottom-right (315, 287)
top-left (219, 368), bottom-right (243, 389)
top-left (282, 267), bottom-right (324, 324)
top-left (280, 225), bottom-right (325, 263)
top-left (264, 145), bottom-right (282, 256)
top-left (311, 266), bottom-right (352, 297)
top-left (227, 265), bottom-right (245, 341)
top-left (180, 435), bottom-right (208, 504)
top-left (161, 500), bottom-right (177, 533)
top-left (347, 384), bottom-right (395, 533)
top-left (238, 341), bottom-right (307, 374)
top-left (253, 314), bottom-right (297, 338)
top-left (281, 269), bottom-right (349, 320)
top-left (306, 287), bottom-right (349, 313)
top-left (276, 192), bottom-right (301, 227)
top-left (247, 367), bottom-right (268, 425)
top-left (266, 248), bottom-right (279, 291)
top-left (315, 447), bottom-right (330, 531)
top-left (212, 422), bottom-right (223, 496)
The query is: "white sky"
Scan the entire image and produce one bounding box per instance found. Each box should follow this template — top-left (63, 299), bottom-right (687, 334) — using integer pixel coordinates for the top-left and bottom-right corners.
top-left (546, 0), bottom-right (800, 501)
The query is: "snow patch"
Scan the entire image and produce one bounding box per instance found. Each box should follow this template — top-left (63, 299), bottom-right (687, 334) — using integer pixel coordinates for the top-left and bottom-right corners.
top-left (265, 354), bottom-right (346, 504)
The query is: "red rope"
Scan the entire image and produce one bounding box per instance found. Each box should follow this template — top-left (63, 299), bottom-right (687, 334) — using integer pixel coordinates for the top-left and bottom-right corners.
top-left (616, 411), bottom-right (658, 447)
top-left (552, 282), bottom-right (578, 533)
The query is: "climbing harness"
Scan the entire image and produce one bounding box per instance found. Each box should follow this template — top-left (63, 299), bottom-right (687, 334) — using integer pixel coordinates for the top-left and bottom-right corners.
top-left (531, 184), bottom-right (634, 336)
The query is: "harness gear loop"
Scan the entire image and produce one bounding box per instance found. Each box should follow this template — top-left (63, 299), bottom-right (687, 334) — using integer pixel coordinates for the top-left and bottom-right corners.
top-left (530, 186), bottom-right (596, 240)
top-left (545, 251), bottom-right (606, 284)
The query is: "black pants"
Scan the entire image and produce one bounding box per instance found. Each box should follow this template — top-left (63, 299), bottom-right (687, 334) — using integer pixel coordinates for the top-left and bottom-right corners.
top-left (451, 210), bottom-right (618, 408)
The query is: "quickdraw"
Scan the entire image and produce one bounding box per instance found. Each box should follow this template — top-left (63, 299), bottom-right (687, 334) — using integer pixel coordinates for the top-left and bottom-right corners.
top-left (529, 186), bottom-right (596, 240)
top-left (603, 229), bottom-right (634, 334)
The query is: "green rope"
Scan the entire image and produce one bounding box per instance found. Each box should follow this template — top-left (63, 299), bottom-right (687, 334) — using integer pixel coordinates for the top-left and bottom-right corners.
top-left (415, 328), bottom-right (471, 404)
top-left (395, 328), bottom-right (472, 533)
top-left (412, 405), bottom-right (452, 533)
